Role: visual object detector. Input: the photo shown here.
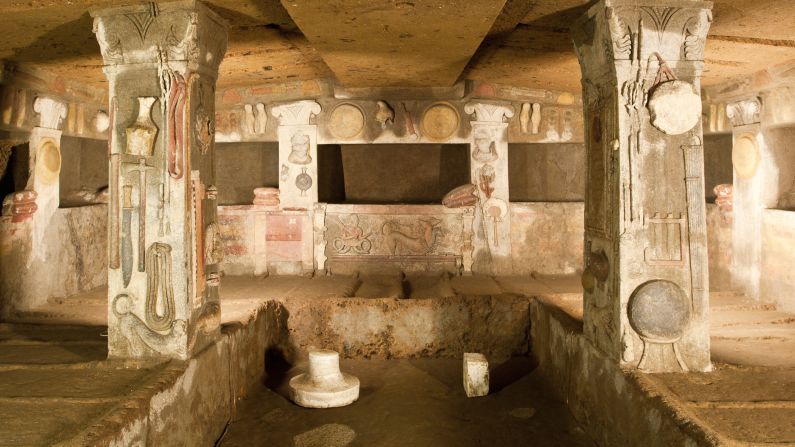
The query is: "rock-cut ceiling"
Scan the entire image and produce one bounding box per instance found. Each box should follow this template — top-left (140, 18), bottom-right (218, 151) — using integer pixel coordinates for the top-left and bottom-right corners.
top-left (0, 0), bottom-right (794, 92)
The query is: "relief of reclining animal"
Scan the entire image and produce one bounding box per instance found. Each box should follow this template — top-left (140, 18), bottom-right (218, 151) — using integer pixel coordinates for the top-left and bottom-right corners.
top-left (381, 218), bottom-right (442, 255)
top-left (332, 214), bottom-right (372, 254)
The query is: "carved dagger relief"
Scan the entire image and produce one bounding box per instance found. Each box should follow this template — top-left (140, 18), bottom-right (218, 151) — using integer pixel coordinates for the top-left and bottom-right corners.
top-left (121, 184), bottom-right (133, 287)
top-left (127, 158), bottom-right (155, 272)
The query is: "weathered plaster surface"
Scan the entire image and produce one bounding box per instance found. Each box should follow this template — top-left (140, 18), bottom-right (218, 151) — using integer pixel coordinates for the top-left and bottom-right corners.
top-left (760, 209), bottom-right (795, 313)
top-left (279, 294), bottom-right (531, 363)
top-left (510, 202), bottom-right (583, 276)
top-left (706, 204), bottom-right (732, 291)
top-left (0, 205), bottom-right (106, 317)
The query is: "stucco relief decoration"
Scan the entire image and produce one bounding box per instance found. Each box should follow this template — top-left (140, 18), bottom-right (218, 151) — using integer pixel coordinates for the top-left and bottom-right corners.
top-left (194, 104), bottom-right (213, 155)
top-left (483, 197), bottom-right (508, 248)
top-left (288, 132), bottom-right (312, 164)
top-left (726, 98), bottom-right (761, 127)
top-left (375, 100), bottom-right (394, 128)
top-left (732, 133), bottom-right (760, 180)
top-left (113, 294), bottom-right (186, 358)
top-left (646, 54), bottom-right (701, 135)
top-left (382, 218), bottom-right (442, 255)
top-left (627, 280), bottom-right (691, 371)
top-left (125, 97), bottom-right (158, 156)
top-left (332, 215), bottom-right (372, 254)
top-left (204, 222), bottom-right (223, 265)
top-left (162, 70), bottom-right (187, 179)
top-left (420, 102), bottom-right (459, 141)
top-left (606, 7), bottom-right (632, 59)
top-left (145, 242), bottom-right (176, 332)
top-left (471, 128), bottom-right (497, 162)
top-left (328, 103), bottom-right (365, 140)
top-left (33, 96), bottom-right (67, 130)
top-left (295, 168), bottom-right (312, 196)
top-left (683, 10), bottom-right (712, 60)
top-left (464, 102), bottom-right (515, 124)
top-left (33, 140), bottom-right (61, 185)
top-left (271, 100), bottom-right (321, 126)
top-left (443, 184), bottom-right (478, 208)
top-left (478, 164), bottom-right (495, 199)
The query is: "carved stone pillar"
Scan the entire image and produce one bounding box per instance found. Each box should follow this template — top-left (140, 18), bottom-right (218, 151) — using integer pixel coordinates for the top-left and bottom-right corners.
top-left (27, 97), bottom-right (67, 261)
top-left (92, 1), bottom-right (227, 359)
top-left (464, 101), bottom-right (514, 274)
top-left (271, 100), bottom-right (322, 210)
top-left (573, 0), bottom-right (713, 372)
top-left (725, 98), bottom-right (770, 299)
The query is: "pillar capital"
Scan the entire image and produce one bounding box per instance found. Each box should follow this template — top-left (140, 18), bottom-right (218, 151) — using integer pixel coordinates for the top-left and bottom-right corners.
top-left (271, 100), bottom-right (322, 126)
top-left (726, 97), bottom-right (762, 127)
top-left (464, 101), bottom-right (514, 124)
top-left (91, 0), bottom-right (228, 78)
top-left (32, 97), bottom-right (67, 130)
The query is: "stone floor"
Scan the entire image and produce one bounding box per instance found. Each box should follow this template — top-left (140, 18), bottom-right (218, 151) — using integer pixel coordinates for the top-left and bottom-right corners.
top-left (218, 358), bottom-right (594, 447)
top-left (1, 274), bottom-right (794, 445)
top-left (0, 324), bottom-right (169, 446)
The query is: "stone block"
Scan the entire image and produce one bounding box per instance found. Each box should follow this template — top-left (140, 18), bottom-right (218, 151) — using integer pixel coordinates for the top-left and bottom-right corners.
top-left (463, 352), bottom-right (489, 397)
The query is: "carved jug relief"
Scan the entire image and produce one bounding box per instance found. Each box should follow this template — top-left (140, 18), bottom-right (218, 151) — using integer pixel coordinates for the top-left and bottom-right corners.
top-left (125, 97), bottom-right (158, 156)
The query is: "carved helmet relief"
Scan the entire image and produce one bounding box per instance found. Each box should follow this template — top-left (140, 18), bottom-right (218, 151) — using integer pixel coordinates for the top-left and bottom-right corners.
top-left (288, 132), bottom-right (312, 165)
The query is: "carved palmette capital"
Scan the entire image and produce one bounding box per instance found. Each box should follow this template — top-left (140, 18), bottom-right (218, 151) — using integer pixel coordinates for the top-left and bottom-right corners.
top-left (33, 96), bottom-right (67, 130)
top-left (271, 100), bottom-right (322, 126)
top-left (91, 1), bottom-right (228, 75)
top-left (726, 98), bottom-right (762, 127)
top-left (464, 101), bottom-right (514, 124)
top-left (574, 1), bottom-right (712, 66)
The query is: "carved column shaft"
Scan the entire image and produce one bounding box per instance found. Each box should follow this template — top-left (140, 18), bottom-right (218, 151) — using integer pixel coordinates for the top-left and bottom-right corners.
top-left (573, 0), bottom-right (713, 372)
top-left (272, 100), bottom-right (322, 210)
top-left (465, 101), bottom-right (514, 274)
top-left (725, 98), bottom-right (767, 299)
top-left (93, 1), bottom-right (227, 359)
top-left (27, 97), bottom-right (67, 261)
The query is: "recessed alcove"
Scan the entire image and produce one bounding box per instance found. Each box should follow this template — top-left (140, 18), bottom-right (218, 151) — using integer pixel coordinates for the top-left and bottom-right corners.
top-left (319, 143), bottom-right (470, 204)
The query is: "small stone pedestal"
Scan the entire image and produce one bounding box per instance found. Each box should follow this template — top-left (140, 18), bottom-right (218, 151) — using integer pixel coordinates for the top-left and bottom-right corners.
top-left (289, 350), bottom-right (360, 408)
top-left (463, 352), bottom-right (489, 397)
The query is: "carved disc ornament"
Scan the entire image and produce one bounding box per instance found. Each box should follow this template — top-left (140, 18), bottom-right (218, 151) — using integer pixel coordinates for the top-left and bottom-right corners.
top-left (328, 103), bottom-right (365, 140)
top-left (35, 140), bottom-right (61, 185)
top-left (647, 81), bottom-right (702, 135)
top-left (628, 280), bottom-right (690, 342)
top-left (732, 133), bottom-right (760, 180)
top-left (421, 102), bottom-right (459, 141)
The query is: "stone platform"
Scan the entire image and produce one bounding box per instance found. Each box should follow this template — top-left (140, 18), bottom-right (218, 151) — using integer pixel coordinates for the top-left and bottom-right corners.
top-left (0, 275), bottom-right (793, 446)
